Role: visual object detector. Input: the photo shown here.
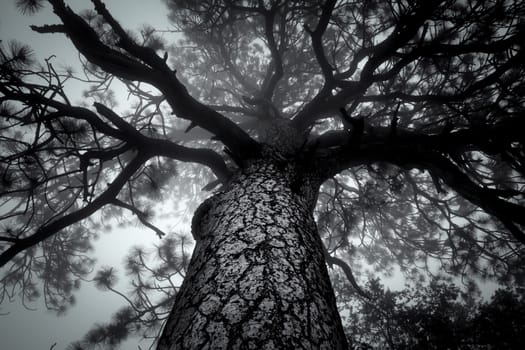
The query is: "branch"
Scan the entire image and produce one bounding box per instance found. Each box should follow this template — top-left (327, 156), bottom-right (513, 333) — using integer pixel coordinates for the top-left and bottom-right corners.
top-left (292, 1), bottom-right (442, 131)
top-left (370, 29), bottom-right (525, 83)
top-left (417, 30), bottom-right (525, 56)
top-left (44, 0), bottom-right (154, 81)
top-left (110, 199), bottom-right (167, 238)
top-left (359, 92), bottom-right (464, 104)
top-left (93, 102), bottom-right (144, 139)
top-left (216, 34), bottom-right (258, 94)
top-left (315, 113), bottom-right (525, 177)
top-left (0, 152), bottom-right (148, 267)
top-left (0, 237), bottom-right (19, 243)
top-left (359, 1), bottom-right (442, 80)
top-left (209, 104), bottom-right (259, 118)
top-left (311, 113), bottom-right (525, 245)
top-left (42, 0), bottom-right (261, 161)
top-left (0, 88), bottom-right (124, 140)
top-left (339, 107), bottom-right (364, 146)
top-left (91, 0), bottom-right (171, 72)
top-left (30, 24), bottom-right (65, 34)
top-left (306, 0), bottom-right (337, 82)
top-left (323, 247), bottom-right (370, 299)
top-left (144, 138), bottom-right (232, 182)
top-left (3, 83), bottom-right (232, 182)
top-left (418, 154), bottom-right (525, 245)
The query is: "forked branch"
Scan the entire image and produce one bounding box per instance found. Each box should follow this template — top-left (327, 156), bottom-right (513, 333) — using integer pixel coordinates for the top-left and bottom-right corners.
top-left (41, 0), bottom-right (260, 161)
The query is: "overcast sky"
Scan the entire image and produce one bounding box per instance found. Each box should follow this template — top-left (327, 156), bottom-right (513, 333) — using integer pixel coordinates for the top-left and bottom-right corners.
top-left (0, 2), bottom-right (175, 349)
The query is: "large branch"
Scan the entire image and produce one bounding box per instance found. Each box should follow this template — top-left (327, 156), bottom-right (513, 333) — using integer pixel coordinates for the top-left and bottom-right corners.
top-left (1, 77), bottom-right (235, 267)
top-left (365, 28), bottom-right (525, 85)
top-left (359, 1), bottom-right (443, 80)
top-left (415, 30), bottom-right (525, 56)
top-left (4, 80), bottom-right (232, 180)
top-left (39, 0), bottom-right (260, 161)
top-left (292, 1), bottom-right (444, 130)
top-left (314, 113), bottom-right (525, 174)
top-left (306, 0), bottom-right (337, 82)
top-left (144, 138), bottom-right (231, 182)
top-left (0, 131), bottom-right (232, 267)
top-left (293, 39), bottom-right (524, 131)
top-left (312, 117), bottom-right (525, 244)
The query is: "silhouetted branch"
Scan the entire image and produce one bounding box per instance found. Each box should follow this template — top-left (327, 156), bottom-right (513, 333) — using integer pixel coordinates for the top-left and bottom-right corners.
top-left (306, 0), bottom-right (337, 82)
top-left (40, 0), bottom-right (261, 161)
top-left (0, 152), bottom-right (148, 268)
top-left (419, 154), bottom-right (525, 245)
top-left (30, 24), bottom-right (65, 34)
top-left (145, 138), bottom-right (232, 182)
top-left (110, 199), bottom-right (167, 238)
top-left (93, 102), bottom-right (144, 138)
top-left (324, 249), bottom-right (370, 300)
top-left (339, 107), bottom-right (364, 146)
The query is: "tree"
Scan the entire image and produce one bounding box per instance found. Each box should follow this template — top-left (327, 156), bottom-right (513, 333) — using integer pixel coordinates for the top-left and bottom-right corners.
top-left (344, 278), bottom-right (525, 349)
top-left (1, 0), bottom-right (525, 348)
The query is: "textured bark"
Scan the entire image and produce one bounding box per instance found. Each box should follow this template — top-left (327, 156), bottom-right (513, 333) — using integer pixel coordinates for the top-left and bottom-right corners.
top-left (157, 159), bottom-right (349, 349)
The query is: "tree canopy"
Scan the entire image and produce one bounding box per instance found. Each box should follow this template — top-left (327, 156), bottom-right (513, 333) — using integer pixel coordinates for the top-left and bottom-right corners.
top-left (1, 0), bottom-right (525, 348)
top-left (343, 278), bottom-right (525, 349)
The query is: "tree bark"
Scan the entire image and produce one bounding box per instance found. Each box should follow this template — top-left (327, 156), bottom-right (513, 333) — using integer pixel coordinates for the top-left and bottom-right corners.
top-left (157, 159), bottom-right (349, 349)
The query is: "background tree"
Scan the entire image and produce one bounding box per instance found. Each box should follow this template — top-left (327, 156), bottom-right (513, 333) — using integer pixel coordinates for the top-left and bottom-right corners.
top-left (1, 0), bottom-right (525, 348)
top-left (342, 278), bottom-right (525, 349)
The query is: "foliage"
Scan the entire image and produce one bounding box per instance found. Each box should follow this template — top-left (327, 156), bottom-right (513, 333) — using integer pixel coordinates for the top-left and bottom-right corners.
top-left (344, 278), bottom-right (525, 350)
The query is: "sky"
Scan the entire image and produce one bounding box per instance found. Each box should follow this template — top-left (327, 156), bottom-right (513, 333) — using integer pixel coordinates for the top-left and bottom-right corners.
top-left (0, 1), bottom-right (177, 349)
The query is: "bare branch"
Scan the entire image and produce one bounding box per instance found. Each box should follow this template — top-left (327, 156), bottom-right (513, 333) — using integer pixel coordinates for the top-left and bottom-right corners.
top-left (144, 138), bottom-right (232, 182)
top-left (324, 248), bottom-right (370, 300)
top-left (41, 0), bottom-right (261, 160)
top-left (293, 1), bottom-right (443, 130)
top-left (93, 102), bottom-right (144, 138)
top-left (0, 88), bottom-right (124, 140)
top-left (110, 199), bottom-right (167, 238)
top-left (418, 154), bottom-right (525, 245)
top-left (306, 0), bottom-right (337, 82)
top-left (0, 152), bottom-right (148, 267)
top-left (30, 24), bottom-right (65, 34)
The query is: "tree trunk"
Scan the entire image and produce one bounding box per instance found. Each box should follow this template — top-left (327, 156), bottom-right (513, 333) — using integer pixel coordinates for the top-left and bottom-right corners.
top-left (157, 158), bottom-right (349, 349)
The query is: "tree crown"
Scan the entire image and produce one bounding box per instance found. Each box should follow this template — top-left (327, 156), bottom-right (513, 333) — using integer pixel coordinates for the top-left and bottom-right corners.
top-left (1, 0), bottom-right (525, 347)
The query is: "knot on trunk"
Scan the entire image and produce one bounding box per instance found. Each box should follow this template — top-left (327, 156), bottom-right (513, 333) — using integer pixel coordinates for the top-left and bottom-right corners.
top-left (191, 195), bottom-right (218, 241)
